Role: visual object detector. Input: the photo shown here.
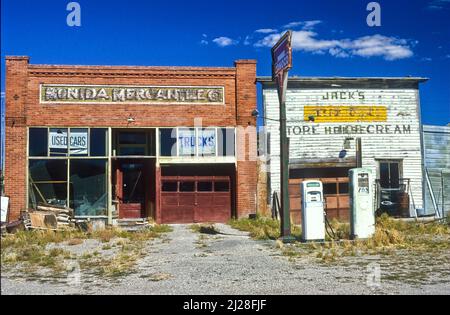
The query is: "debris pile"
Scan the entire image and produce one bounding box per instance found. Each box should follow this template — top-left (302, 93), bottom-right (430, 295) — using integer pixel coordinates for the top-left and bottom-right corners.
top-left (28, 204), bottom-right (75, 230)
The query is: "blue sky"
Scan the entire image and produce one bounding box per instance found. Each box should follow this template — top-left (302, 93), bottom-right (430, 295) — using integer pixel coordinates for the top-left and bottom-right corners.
top-left (1, 0), bottom-right (450, 127)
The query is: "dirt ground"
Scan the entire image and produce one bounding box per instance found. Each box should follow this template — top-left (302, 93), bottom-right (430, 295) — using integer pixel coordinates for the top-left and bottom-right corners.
top-left (1, 224), bottom-right (449, 295)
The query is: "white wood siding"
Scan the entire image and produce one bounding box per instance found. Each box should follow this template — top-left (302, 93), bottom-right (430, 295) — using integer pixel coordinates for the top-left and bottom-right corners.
top-left (263, 87), bottom-right (424, 213)
top-left (423, 125), bottom-right (450, 216)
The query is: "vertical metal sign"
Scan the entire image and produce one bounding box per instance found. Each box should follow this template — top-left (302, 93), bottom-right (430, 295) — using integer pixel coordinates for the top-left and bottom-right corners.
top-left (271, 30), bottom-right (295, 242)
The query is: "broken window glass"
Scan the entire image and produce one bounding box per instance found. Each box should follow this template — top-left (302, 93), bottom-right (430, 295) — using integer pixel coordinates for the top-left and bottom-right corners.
top-left (29, 159), bottom-right (68, 208)
top-left (70, 159), bottom-right (107, 216)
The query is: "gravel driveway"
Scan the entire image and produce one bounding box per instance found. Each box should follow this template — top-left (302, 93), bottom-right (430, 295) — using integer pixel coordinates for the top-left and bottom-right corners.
top-left (1, 224), bottom-right (449, 295)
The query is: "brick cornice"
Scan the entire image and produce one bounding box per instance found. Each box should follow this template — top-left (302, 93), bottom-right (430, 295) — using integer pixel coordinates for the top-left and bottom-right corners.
top-left (28, 64), bottom-right (237, 78)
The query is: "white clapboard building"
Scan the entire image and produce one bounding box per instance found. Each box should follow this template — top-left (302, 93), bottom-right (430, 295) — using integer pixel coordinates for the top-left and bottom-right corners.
top-left (259, 77), bottom-right (428, 222)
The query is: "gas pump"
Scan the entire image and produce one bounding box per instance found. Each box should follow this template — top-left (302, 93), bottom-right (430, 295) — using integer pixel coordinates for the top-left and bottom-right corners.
top-left (349, 168), bottom-right (375, 239)
top-left (301, 180), bottom-right (325, 242)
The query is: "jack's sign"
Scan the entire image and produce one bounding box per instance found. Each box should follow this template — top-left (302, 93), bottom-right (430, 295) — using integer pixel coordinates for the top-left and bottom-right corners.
top-left (40, 85), bottom-right (224, 105)
top-left (303, 105), bottom-right (388, 123)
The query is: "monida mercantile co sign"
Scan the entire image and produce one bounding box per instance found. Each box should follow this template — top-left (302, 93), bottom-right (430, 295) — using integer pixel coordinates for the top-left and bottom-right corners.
top-left (259, 76), bottom-right (428, 222)
top-left (40, 85), bottom-right (225, 104)
top-left (4, 56), bottom-right (258, 224)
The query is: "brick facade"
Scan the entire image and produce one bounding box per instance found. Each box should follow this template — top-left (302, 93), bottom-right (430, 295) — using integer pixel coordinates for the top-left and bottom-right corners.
top-left (4, 56), bottom-right (258, 222)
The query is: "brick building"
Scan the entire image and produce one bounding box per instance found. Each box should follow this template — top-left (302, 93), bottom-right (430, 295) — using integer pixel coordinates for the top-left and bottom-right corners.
top-left (4, 56), bottom-right (257, 224)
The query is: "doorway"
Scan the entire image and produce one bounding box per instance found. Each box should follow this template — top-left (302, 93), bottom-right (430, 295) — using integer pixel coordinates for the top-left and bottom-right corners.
top-left (379, 160), bottom-right (402, 189)
top-left (114, 159), bottom-right (155, 219)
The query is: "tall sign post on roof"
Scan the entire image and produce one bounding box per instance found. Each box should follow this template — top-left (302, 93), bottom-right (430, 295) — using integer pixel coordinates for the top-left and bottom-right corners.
top-left (272, 30), bottom-right (295, 243)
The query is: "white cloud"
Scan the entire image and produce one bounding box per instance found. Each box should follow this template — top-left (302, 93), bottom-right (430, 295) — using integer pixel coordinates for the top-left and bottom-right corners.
top-left (428, 0), bottom-right (450, 10)
top-left (421, 57), bottom-right (433, 62)
top-left (255, 31), bottom-right (414, 61)
top-left (200, 39), bottom-right (208, 45)
top-left (212, 37), bottom-right (238, 47)
top-left (243, 35), bottom-right (252, 46)
top-left (284, 20), bottom-right (322, 30)
top-left (329, 48), bottom-right (350, 58)
top-left (255, 28), bottom-right (277, 34)
top-left (345, 35), bottom-right (414, 60)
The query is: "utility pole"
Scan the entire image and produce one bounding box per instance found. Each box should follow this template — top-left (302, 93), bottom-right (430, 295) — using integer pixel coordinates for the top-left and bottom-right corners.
top-left (271, 31), bottom-right (295, 243)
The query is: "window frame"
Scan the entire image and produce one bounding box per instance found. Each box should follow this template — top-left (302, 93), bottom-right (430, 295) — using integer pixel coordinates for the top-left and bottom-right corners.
top-left (158, 127), bottom-right (236, 158)
top-left (27, 127), bottom-right (110, 218)
top-left (377, 159), bottom-right (403, 189)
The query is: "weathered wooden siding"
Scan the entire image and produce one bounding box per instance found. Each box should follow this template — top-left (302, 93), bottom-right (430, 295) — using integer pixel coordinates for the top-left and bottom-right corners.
top-left (263, 85), bottom-right (424, 215)
top-left (423, 125), bottom-right (450, 216)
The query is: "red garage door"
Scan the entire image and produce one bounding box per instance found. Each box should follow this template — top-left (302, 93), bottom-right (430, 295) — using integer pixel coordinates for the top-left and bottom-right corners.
top-left (160, 176), bottom-right (231, 224)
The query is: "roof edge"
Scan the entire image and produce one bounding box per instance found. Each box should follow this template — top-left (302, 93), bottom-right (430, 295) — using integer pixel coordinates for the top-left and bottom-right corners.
top-left (257, 76), bottom-right (429, 83)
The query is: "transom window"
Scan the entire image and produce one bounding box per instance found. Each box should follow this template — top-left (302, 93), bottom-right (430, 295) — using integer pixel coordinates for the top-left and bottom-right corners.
top-left (159, 127), bottom-right (235, 157)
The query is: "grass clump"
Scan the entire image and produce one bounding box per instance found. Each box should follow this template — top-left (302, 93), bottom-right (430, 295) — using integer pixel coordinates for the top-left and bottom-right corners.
top-left (229, 215), bottom-right (301, 240)
top-left (278, 214), bottom-right (450, 264)
top-left (1, 224), bottom-right (173, 279)
top-left (189, 224), bottom-right (219, 235)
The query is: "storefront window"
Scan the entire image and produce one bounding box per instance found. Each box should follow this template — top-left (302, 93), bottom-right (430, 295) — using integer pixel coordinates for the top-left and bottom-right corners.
top-left (29, 128), bottom-right (48, 156)
top-left (28, 160), bottom-right (67, 208)
top-left (69, 128), bottom-right (88, 156)
top-left (70, 159), bottom-right (107, 216)
top-left (119, 132), bottom-right (146, 144)
top-left (90, 128), bottom-right (107, 157)
top-left (218, 128), bottom-right (235, 156)
top-left (159, 127), bottom-right (235, 158)
top-left (198, 129), bottom-right (216, 156)
top-left (160, 128), bottom-right (177, 156)
top-left (178, 128), bottom-right (196, 156)
top-left (49, 128), bottom-right (69, 156)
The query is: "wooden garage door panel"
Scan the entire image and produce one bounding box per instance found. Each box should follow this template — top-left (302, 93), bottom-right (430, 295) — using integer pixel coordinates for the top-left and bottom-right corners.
top-left (212, 194), bottom-right (230, 207)
top-left (178, 194), bottom-right (195, 206)
top-left (288, 177), bottom-right (350, 223)
top-left (325, 196), bottom-right (338, 209)
top-left (289, 184), bottom-right (301, 195)
top-left (161, 194), bottom-right (178, 206)
top-left (160, 177), bottom-right (231, 224)
top-left (196, 193), bottom-right (230, 223)
top-left (290, 197), bottom-right (301, 211)
top-left (161, 206), bottom-right (194, 223)
top-left (196, 194), bottom-right (214, 204)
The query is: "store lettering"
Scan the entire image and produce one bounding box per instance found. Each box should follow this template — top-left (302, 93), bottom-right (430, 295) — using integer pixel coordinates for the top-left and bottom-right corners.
top-left (286, 124), bottom-right (412, 135)
top-left (41, 85), bottom-right (224, 104)
top-left (322, 91), bottom-right (365, 100)
top-left (178, 136), bottom-right (216, 147)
